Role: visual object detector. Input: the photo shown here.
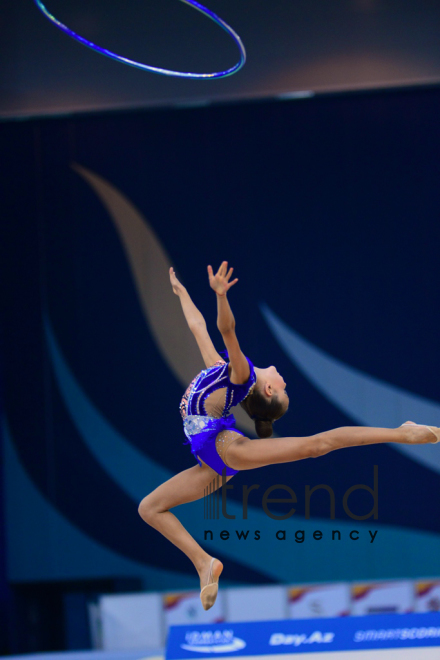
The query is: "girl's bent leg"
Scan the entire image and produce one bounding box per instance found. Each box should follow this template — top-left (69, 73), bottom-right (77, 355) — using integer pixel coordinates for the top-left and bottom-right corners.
top-left (138, 462), bottom-right (233, 590)
top-left (225, 424), bottom-right (435, 471)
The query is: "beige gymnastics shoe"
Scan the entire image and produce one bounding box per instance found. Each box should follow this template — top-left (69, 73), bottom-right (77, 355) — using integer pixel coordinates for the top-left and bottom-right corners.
top-left (400, 421), bottom-right (440, 444)
top-left (200, 557), bottom-right (223, 611)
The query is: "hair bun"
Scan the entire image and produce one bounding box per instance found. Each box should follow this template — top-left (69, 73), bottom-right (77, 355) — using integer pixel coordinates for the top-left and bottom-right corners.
top-left (255, 419), bottom-right (273, 438)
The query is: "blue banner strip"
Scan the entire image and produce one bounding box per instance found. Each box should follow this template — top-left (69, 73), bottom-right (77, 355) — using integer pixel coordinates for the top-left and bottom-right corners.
top-left (166, 612), bottom-right (440, 657)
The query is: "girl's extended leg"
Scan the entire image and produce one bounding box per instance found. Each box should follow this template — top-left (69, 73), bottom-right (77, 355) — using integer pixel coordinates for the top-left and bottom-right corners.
top-left (138, 462), bottom-right (233, 591)
top-left (224, 424), bottom-right (437, 471)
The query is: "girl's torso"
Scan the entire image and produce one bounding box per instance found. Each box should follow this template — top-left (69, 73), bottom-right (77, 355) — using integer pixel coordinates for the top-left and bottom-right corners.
top-left (180, 358), bottom-right (256, 421)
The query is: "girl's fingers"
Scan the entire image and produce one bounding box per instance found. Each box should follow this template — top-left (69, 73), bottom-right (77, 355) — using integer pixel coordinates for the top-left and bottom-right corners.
top-left (228, 278), bottom-right (239, 289)
top-left (211, 261), bottom-right (235, 283)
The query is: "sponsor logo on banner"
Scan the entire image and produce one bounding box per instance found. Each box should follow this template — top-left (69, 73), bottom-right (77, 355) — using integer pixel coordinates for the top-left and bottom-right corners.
top-left (354, 625), bottom-right (440, 643)
top-left (180, 630), bottom-right (246, 654)
top-left (269, 630), bottom-right (335, 647)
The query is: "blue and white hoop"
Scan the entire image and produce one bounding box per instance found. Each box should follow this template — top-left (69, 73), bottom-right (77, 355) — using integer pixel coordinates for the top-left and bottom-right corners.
top-left (33, 0), bottom-right (246, 79)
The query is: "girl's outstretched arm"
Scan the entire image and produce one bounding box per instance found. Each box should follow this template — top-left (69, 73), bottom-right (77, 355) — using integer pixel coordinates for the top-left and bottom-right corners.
top-left (208, 261), bottom-right (250, 385)
top-left (170, 267), bottom-right (222, 368)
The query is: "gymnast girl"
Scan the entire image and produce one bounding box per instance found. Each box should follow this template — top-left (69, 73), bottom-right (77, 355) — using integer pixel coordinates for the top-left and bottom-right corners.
top-left (138, 261), bottom-right (440, 610)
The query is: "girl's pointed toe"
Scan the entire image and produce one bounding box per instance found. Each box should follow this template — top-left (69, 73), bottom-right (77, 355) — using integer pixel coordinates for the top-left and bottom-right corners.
top-left (200, 557), bottom-right (223, 611)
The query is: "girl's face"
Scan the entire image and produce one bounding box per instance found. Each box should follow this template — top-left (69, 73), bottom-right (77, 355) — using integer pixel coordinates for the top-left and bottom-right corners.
top-left (257, 365), bottom-right (289, 407)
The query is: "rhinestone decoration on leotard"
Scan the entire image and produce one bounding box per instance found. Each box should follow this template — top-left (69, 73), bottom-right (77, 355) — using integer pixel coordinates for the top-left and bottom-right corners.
top-left (180, 373), bottom-right (199, 419)
top-left (183, 415), bottom-right (211, 436)
top-left (216, 429), bottom-right (241, 463)
top-left (241, 381), bottom-right (256, 402)
top-left (192, 364), bottom-right (228, 415)
top-left (179, 360), bottom-right (226, 420)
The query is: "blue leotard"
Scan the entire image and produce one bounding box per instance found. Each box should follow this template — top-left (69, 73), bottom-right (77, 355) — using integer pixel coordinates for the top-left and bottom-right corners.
top-left (180, 356), bottom-right (256, 475)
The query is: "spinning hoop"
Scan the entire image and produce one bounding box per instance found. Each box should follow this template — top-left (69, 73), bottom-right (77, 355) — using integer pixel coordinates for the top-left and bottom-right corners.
top-left (33, 0), bottom-right (246, 79)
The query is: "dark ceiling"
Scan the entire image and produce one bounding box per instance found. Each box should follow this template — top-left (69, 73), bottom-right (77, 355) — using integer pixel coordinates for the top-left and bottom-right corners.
top-left (2, 0), bottom-right (440, 118)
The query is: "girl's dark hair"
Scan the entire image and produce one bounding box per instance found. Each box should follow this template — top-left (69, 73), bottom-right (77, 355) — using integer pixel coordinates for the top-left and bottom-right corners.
top-left (240, 385), bottom-right (287, 438)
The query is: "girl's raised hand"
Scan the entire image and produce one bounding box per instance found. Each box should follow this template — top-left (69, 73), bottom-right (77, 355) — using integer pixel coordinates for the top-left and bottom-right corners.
top-left (169, 267), bottom-right (186, 296)
top-left (207, 261), bottom-right (239, 296)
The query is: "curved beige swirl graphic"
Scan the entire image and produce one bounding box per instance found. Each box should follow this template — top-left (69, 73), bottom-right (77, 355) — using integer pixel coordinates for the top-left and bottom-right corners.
top-left (72, 163), bottom-right (255, 435)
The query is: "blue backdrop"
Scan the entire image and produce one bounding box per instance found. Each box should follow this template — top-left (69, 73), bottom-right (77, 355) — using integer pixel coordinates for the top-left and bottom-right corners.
top-left (1, 86), bottom-right (440, 594)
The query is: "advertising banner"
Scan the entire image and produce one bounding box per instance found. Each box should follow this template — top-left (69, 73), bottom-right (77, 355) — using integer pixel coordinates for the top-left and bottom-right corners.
top-left (164, 591), bottom-right (225, 627)
top-left (351, 581), bottom-right (414, 616)
top-left (287, 583), bottom-right (350, 619)
top-left (415, 582), bottom-right (440, 613)
top-left (225, 586), bottom-right (287, 622)
top-left (166, 612), bottom-right (440, 658)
